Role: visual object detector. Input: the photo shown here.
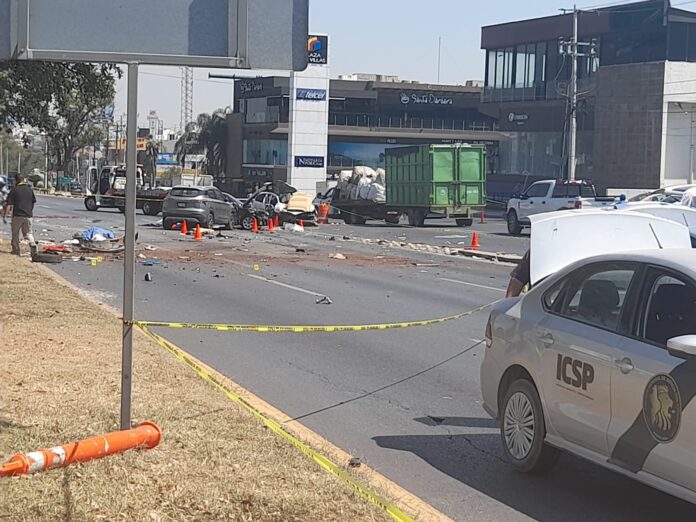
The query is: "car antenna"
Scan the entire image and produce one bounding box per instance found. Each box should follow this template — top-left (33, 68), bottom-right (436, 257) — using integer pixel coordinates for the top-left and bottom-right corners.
top-left (648, 223), bottom-right (664, 249)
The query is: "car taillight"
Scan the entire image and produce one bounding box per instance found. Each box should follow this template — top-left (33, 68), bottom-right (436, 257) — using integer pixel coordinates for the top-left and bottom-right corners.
top-left (485, 318), bottom-right (493, 348)
top-left (574, 199), bottom-right (583, 209)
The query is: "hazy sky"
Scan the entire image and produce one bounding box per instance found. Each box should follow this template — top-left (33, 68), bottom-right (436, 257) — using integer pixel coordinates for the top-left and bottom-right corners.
top-left (113, 0), bottom-right (603, 130)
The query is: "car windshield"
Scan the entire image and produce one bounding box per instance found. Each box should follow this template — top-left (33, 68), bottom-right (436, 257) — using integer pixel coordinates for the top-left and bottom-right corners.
top-left (171, 188), bottom-right (203, 198)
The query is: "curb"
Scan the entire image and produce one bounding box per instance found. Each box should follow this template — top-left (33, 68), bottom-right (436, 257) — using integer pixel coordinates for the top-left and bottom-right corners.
top-left (456, 249), bottom-right (522, 264)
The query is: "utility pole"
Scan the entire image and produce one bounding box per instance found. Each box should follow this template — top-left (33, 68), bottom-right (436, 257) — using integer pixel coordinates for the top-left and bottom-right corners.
top-left (560, 6), bottom-right (596, 181)
top-left (437, 36), bottom-right (442, 84)
top-left (569, 6), bottom-right (578, 182)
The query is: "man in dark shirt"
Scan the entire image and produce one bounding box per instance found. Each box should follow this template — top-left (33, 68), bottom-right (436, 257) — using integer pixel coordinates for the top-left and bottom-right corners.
top-left (4, 175), bottom-right (37, 256)
top-left (506, 249), bottom-right (530, 297)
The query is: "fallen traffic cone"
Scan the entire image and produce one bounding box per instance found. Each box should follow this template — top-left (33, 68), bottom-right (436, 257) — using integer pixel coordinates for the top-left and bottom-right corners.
top-left (252, 218), bottom-right (259, 234)
top-left (470, 231), bottom-right (480, 250)
top-left (180, 220), bottom-right (189, 236)
top-left (193, 224), bottom-right (203, 240)
top-left (0, 422), bottom-right (161, 477)
top-left (480, 210), bottom-right (486, 224)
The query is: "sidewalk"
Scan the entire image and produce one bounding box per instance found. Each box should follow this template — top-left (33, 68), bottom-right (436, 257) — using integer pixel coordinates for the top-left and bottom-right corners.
top-left (0, 249), bottom-right (390, 521)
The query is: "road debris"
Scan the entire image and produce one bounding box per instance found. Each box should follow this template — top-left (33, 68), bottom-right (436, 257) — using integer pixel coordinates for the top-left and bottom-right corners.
top-left (329, 253), bottom-right (347, 260)
top-left (315, 296), bottom-right (333, 305)
top-left (144, 273), bottom-right (153, 282)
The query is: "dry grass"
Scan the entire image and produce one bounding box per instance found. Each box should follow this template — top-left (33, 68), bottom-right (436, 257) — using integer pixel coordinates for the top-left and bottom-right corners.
top-left (0, 249), bottom-right (390, 522)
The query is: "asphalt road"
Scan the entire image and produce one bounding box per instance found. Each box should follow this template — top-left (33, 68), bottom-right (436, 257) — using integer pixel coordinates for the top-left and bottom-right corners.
top-left (8, 196), bottom-right (694, 521)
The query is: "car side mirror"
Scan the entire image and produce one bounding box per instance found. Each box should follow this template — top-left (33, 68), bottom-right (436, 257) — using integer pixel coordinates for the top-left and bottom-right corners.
top-left (519, 194), bottom-right (529, 200)
top-left (667, 335), bottom-right (696, 356)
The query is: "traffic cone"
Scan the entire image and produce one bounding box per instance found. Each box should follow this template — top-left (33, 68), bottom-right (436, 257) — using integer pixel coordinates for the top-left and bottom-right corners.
top-left (0, 422), bottom-right (161, 477)
top-left (193, 224), bottom-right (203, 240)
top-left (252, 218), bottom-right (259, 233)
top-left (268, 216), bottom-right (275, 232)
top-left (299, 219), bottom-right (304, 229)
top-left (180, 220), bottom-right (188, 236)
top-left (275, 215), bottom-right (281, 228)
top-left (480, 210), bottom-right (486, 224)
top-left (470, 231), bottom-right (480, 250)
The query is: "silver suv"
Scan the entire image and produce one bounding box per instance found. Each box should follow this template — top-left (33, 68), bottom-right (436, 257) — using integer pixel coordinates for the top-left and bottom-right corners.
top-left (162, 186), bottom-right (234, 230)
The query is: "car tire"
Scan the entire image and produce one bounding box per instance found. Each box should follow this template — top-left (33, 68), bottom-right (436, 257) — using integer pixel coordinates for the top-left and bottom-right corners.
top-left (31, 252), bottom-right (63, 264)
top-left (500, 379), bottom-right (560, 474)
top-left (456, 218), bottom-right (474, 227)
top-left (241, 215), bottom-right (255, 231)
top-left (162, 219), bottom-right (173, 230)
top-left (84, 197), bottom-right (98, 212)
top-left (205, 213), bottom-right (215, 229)
top-left (507, 210), bottom-right (522, 236)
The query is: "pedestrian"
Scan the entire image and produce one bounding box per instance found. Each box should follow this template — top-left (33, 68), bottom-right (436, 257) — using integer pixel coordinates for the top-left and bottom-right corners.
top-left (506, 248), bottom-right (530, 298)
top-left (680, 186), bottom-right (696, 208)
top-left (4, 174), bottom-right (37, 256)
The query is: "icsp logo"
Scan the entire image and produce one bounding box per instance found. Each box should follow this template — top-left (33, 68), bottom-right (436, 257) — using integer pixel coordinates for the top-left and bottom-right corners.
top-left (644, 374), bottom-right (682, 443)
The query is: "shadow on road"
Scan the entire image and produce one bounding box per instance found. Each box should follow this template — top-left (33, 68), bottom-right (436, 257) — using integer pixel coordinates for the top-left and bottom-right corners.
top-left (414, 416), bottom-right (498, 428)
top-left (374, 427), bottom-right (695, 521)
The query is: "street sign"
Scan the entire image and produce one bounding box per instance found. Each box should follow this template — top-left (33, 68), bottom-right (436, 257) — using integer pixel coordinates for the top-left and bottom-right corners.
top-left (3, 0), bottom-right (309, 70)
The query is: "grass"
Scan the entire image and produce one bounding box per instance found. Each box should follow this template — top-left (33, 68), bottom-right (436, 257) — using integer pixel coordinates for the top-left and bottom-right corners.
top-left (0, 249), bottom-right (391, 522)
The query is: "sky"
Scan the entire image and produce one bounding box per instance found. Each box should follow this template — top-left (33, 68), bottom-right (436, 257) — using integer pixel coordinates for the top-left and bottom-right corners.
top-left (113, 0), bottom-right (620, 130)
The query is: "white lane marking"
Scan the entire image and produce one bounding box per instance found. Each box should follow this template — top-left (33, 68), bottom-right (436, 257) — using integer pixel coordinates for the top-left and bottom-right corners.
top-left (246, 274), bottom-right (325, 297)
top-left (434, 235), bottom-right (469, 239)
top-left (439, 277), bottom-right (505, 293)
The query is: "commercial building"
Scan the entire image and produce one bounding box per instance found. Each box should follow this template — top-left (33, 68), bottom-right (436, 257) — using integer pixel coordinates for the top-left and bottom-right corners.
top-left (223, 76), bottom-right (499, 195)
top-left (480, 0), bottom-right (696, 193)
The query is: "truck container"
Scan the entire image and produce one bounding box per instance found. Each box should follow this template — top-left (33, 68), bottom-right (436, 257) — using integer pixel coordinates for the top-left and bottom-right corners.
top-left (332, 144), bottom-right (486, 227)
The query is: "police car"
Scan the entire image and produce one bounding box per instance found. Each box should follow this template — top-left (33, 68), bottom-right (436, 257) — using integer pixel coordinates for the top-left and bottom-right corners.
top-left (481, 211), bottom-right (696, 503)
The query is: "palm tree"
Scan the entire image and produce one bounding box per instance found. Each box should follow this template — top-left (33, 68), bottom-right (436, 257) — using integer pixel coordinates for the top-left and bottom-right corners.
top-left (174, 110), bottom-right (228, 180)
top-left (144, 136), bottom-right (160, 186)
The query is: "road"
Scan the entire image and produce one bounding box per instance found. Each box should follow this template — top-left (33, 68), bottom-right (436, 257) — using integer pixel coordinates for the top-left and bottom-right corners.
top-left (10, 196), bottom-right (695, 521)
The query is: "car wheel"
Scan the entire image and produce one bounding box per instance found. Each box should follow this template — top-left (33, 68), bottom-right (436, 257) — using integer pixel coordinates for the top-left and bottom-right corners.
top-left (500, 379), bottom-right (560, 474)
top-left (241, 215), bottom-right (255, 231)
top-left (142, 201), bottom-right (161, 216)
top-left (31, 252), bottom-right (63, 264)
top-left (84, 197), bottom-right (98, 212)
top-left (205, 213), bottom-right (215, 229)
top-left (507, 210), bottom-right (522, 236)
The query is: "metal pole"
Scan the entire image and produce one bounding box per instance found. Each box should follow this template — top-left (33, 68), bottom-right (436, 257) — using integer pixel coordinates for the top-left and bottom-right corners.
top-left (437, 36), bottom-right (442, 84)
top-left (120, 62), bottom-right (138, 431)
top-left (17, 151), bottom-right (21, 176)
top-left (691, 110), bottom-right (695, 185)
top-left (568, 5), bottom-right (578, 182)
top-left (45, 138), bottom-right (49, 191)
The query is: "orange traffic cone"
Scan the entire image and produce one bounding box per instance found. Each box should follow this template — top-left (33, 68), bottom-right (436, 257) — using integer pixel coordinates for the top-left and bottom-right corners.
top-left (193, 224), bottom-right (203, 240)
top-left (0, 422), bottom-right (161, 477)
top-left (470, 231), bottom-right (480, 250)
top-left (299, 219), bottom-right (304, 229)
top-left (180, 220), bottom-right (189, 235)
top-left (252, 218), bottom-right (259, 234)
top-left (268, 216), bottom-right (275, 232)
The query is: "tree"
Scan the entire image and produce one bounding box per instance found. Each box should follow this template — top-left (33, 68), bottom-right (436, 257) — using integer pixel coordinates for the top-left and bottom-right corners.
top-left (0, 62), bottom-right (120, 175)
top-left (144, 136), bottom-right (160, 186)
top-left (174, 109), bottom-right (228, 179)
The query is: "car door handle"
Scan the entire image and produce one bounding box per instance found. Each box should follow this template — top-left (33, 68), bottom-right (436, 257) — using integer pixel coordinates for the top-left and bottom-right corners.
top-left (614, 358), bottom-right (634, 374)
top-left (539, 333), bottom-right (555, 346)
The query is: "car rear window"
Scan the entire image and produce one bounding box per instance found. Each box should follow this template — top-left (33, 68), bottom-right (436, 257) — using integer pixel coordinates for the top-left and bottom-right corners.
top-left (554, 184), bottom-right (596, 198)
top-left (171, 188), bottom-right (202, 197)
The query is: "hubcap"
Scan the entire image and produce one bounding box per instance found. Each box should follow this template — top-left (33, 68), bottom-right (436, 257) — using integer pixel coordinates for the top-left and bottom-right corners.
top-left (503, 391), bottom-right (535, 460)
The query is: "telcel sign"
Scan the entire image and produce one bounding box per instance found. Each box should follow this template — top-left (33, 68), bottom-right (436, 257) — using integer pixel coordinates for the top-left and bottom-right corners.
top-left (296, 88), bottom-right (327, 101)
top-left (1, 0), bottom-right (310, 70)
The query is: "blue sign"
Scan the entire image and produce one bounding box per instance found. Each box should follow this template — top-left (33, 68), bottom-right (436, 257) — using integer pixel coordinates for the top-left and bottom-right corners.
top-left (294, 156), bottom-right (325, 168)
top-left (296, 88), bottom-right (327, 101)
top-left (157, 152), bottom-right (176, 165)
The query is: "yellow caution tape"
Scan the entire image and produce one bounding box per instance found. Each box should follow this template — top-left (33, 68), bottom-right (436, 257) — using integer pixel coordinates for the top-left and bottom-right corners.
top-left (136, 324), bottom-right (416, 522)
top-left (134, 303), bottom-right (492, 333)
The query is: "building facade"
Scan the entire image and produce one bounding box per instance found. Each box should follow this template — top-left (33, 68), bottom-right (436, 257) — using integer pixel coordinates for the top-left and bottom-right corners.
top-left (224, 77), bottom-right (499, 195)
top-left (481, 0), bottom-right (696, 193)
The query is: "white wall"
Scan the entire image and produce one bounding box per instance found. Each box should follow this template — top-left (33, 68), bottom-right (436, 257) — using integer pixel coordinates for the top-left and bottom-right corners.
top-left (661, 62), bottom-right (696, 185)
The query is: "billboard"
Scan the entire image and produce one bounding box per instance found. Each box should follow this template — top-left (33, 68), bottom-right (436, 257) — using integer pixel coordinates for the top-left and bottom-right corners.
top-left (307, 34), bottom-right (328, 65)
top-left (294, 156), bottom-right (325, 168)
top-left (296, 88), bottom-right (327, 101)
top-left (3, 0), bottom-right (309, 70)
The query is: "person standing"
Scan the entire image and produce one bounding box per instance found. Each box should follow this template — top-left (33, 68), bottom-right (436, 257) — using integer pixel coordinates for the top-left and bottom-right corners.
top-left (4, 174), bottom-right (37, 256)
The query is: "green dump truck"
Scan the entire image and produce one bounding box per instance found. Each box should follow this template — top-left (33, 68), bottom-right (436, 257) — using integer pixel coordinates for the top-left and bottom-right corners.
top-left (333, 144), bottom-right (487, 227)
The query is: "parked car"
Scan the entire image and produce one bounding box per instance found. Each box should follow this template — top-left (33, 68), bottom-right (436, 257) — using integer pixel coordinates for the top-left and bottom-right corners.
top-left (162, 186), bottom-right (234, 230)
top-left (629, 184), bottom-right (696, 204)
top-left (506, 180), bottom-right (616, 235)
top-left (481, 210), bottom-right (696, 504)
top-left (222, 193), bottom-right (244, 226)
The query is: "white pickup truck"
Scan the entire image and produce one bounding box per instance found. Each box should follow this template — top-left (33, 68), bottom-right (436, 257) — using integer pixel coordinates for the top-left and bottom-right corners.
top-left (506, 180), bottom-right (616, 235)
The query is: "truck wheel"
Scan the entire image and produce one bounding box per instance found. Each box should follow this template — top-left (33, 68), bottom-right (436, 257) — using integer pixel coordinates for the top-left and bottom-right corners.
top-left (385, 216), bottom-right (400, 225)
top-left (456, 218), bottom-right (474, 227)
top-left (408, 210), bottom-right (426, 227)
top-left (507, 210), bottom-right (522, 236)
top-left (84, 197), bottom-right (98, 212)
top-left (500, 379), bottom-right (560, 474)
top-left (142, 201), bottom-right (161, 216)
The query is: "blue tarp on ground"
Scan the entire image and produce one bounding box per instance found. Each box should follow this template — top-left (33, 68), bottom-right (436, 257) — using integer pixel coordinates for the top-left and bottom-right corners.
top-left (81, 227), bottom-right (115, 241)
